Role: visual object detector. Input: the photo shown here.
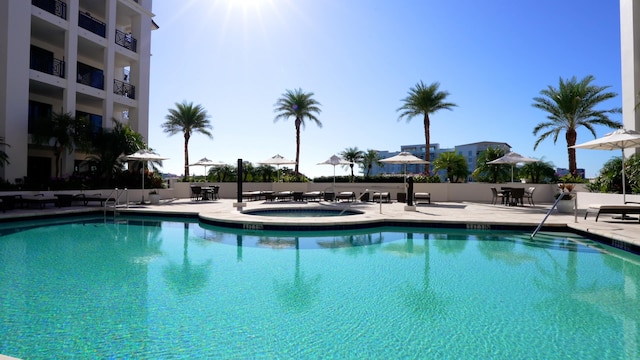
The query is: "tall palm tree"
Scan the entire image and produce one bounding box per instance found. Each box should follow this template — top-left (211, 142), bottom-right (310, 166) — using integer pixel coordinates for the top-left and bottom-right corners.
top-left (361, 149), bottom-right (382, 177)
top-left (339, 147), bottom-right (364, 180)
top-left (532, 75), bottom-right (621, 175)
top-left (273, 88), bottom-right (322, 175)
top-left (162, 101), bottom-right (212, 178)
top-left (397, 81), bottom-right (457, 175)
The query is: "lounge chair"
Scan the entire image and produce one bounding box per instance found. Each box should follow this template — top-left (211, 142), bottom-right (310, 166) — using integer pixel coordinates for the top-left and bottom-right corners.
top-left (371, 192), bottom-right (390, 203)
top-left (584, 203), bottom-right (640, 222)
top-left (336, 191), bottom-right (356, 202)
top-left (266, 191), bottom-right (294, 201)
top-left (77, 193), bottom-right (111, 206)
top-left (414, 192), bottom-right (431, 204)
top-left (302, 191), bottom-right (323, 202)
top-left (20, 194), bottom-right (59, 209)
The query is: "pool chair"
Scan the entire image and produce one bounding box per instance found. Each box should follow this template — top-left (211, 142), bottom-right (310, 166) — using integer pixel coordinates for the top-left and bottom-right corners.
top-left (371, 192), bottom-right (390, 203)
top-left (302, 191), bottom-right (323, 202)
top-left (414, 192), bottom-right (431, 204)
top-left (584, 203), bottom-right (640, 222)
top-left (190, 186), bottom-right (202, 201)
top-left (336, 191), bottom-right (356, 202)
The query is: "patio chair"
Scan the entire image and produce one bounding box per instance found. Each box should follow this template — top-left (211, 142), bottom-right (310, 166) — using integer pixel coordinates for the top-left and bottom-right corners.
top-left (490, 187), bottom-right (505, 205)
top-left (190, 186), bottom-right (202, 201)
top-left (523, 187), bottom-right (536, 206)
top-left (509, 187), bottom-right (525, 206)
top-left (414, 192), bottom-right (431, 204)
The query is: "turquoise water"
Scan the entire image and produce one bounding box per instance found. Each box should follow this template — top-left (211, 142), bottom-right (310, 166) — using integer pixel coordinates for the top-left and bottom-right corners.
top-left (1, 216), bottom-right (639, 359)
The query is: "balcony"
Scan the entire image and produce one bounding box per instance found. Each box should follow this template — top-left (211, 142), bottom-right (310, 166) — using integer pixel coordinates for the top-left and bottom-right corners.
top-left (30, 55), bottom-right (65, 78)
top-left (32, 0), bottom-right (67, 20)
top-left (115, 29), bottom-right (137, 52)
top-left (113, 79), bottom-right (136, 99)
top-left (78, 11), bottom-right (106, 38)
top-left (77, 62), bottom-right (104, 90)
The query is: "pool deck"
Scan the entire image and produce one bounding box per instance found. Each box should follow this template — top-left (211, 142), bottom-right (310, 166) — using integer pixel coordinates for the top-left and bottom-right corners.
top-left (0, 198), bottom-right (639, 252)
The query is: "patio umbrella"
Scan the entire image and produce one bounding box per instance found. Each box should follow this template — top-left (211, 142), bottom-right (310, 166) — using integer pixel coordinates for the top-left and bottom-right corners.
top-left (188, 157), bottom-right (223, 177)
top-left (380, 151), bottom-right (429, 186)
top-left (125, 149), bottom-right (169, 204)
top-left (257, 154), bottom-right (296, 182)
top-left (317, 155), bottom-right (352, 191)
top-left (487, 151), bottom-right (538, 183)
top-left (571, 128), bottom-right (640, 203)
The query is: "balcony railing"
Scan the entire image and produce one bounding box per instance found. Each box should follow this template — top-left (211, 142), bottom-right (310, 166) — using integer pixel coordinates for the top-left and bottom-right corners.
top-left (77, 62), bottom-right (104, 90)
top-left (78, 11), bottom-right (106, 38)
top-left (114, 79), bottom-right (136, 99)
top-left (30, 56), bottom-right (65, 78)
top-left (32, 0), bottom-right (67, 20)
top-left (115, 29), bottom-right (137, 52)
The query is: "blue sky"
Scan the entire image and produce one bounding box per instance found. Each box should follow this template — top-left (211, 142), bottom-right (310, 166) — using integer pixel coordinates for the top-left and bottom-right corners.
top-left (147, 0), bottom-right (622, 179)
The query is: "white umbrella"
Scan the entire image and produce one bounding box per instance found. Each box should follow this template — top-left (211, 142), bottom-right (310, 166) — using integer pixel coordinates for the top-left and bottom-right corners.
top-left (257, 154), bottom-right (296, 182)
top-left (125, 149), bottom-right (169, 204)
top-left (380, 151), bottom-right (429, 185)
top-left (571, 128), bottom-right (640, 203)
top-left (317, 155), bottom-right (352, 191)
top-left (487, 151), bottom-right (538, 183)
top-left (189, 157), bottom-right (222, 177)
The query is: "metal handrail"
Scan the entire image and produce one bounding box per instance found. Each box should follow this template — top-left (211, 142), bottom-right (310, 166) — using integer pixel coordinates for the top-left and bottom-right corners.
top-left (531, 195), bottom-right (575, 238)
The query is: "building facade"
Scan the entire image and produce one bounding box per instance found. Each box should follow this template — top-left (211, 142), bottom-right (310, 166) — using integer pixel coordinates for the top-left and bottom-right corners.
top-left (621, 0), bottom-right (640, 157)
top-left (455, 141), bottom-right (511, 181)
top-left (0, 0), bottom-right (155, 184)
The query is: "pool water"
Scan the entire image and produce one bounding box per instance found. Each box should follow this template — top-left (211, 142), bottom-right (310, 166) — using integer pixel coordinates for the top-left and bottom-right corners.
top-left (0, 216), bottom-right (639, 359)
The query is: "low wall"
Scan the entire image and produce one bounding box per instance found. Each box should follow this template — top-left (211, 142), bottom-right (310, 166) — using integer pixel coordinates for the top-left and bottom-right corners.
top-left (168, 182), bottom-right (587, 204)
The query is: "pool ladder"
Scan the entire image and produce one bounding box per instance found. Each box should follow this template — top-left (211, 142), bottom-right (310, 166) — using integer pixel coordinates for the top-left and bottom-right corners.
top-left (531, 196), bottom-right (576, 239)
top-left (103, 188), bottom-right (128, 218)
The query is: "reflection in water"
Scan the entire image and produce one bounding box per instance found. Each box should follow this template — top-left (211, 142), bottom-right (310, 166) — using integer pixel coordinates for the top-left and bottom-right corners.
top-left (273, 238), bottom-right (321, 312)
top-left (162, 223), bottom-right (211, 295)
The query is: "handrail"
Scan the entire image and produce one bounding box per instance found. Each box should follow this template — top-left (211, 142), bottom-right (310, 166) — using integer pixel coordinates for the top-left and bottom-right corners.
top-left (531, 195), bottom-right (574, 238)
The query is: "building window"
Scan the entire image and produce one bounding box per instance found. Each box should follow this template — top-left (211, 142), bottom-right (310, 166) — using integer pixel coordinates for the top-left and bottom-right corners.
top-left (76, 111), bottom-right (103, 134)
top-left (28, 100), bottom-right (52, 134)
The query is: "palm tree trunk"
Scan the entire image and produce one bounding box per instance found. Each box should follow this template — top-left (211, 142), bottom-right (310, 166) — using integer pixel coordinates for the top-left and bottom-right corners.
top-left (295, 118), bottom-right (301, 175)
top-left (566, 129), bottom-right (577, 175)
top-left (184, 133), bottom-right (191, 177)
top-left (423, 113), bottom-right (431, 175)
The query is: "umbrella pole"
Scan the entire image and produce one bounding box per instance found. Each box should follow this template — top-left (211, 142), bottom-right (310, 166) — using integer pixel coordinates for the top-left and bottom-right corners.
top-left (511, 164), bottom-right (514, 183)
top-left (622, 149), bottom-right (627, 203)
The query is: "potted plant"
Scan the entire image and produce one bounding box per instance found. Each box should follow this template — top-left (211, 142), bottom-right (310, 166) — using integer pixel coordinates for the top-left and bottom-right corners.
top-left (149, 189), bottom-right (160, 205)
top-left (554, 183), bottom-right (575, 213)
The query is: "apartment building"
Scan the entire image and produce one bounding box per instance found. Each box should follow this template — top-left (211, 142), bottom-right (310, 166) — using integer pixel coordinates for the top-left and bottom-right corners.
top-left (0, 0), bottom-right (155, 185)
top-left (621, 0), bottom-right (640, 138)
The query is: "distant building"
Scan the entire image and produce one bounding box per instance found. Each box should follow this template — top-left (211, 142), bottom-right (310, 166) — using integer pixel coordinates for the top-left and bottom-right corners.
top-left (371, 141), bottom-right (509, 181)
top-left (455, 141), bottom-right (511, 181)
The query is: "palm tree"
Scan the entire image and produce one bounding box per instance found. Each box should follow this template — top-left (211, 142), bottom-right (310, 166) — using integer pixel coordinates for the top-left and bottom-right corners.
top-left (31, 111), bottom-right (88, 178)
top-left (162, 101), bottom-right (213, 178)
top-left (339, 147), bottom-right (364, 180)
top-left (397, 81), bottom-right (457, 175)
top-left (361, 149), bottom-right (382, 177)
top-left (273, 88), bottom-right (322, 175)
top-left (432, 152), bottom-right (468, 182)
top-left (472, 146), bottom-right (508, 183)
top-left (532, 75), bottom-right (621, 175)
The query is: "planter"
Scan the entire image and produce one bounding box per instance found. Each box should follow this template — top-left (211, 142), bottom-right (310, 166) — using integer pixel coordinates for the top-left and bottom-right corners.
top-left (556, 199), bottom-right (574, 213)
top-left (149, 193), bottom-right (160, 205)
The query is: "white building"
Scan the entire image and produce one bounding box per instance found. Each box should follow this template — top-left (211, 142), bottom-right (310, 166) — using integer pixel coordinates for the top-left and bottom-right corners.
top-left (0, 0), bottom-right (155, 184)
top-left (621, 0), bottom-right (640, 145)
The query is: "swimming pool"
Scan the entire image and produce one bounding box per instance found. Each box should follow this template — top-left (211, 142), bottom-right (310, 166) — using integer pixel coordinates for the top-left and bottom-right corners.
top-left (0, 215), bottom-right (638, 358)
